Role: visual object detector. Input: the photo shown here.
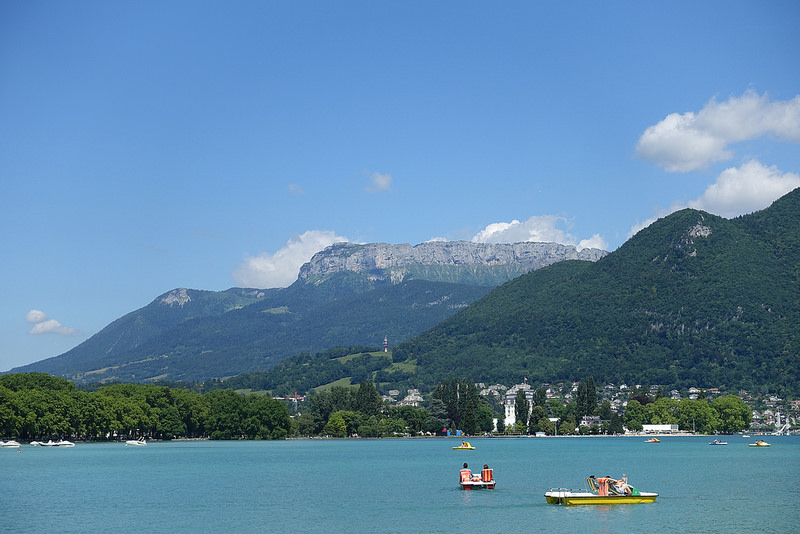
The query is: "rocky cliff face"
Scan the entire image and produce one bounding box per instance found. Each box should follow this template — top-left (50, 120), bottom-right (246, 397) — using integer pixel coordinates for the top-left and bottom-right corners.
top-left (298, 241), bottom-right (607, 286)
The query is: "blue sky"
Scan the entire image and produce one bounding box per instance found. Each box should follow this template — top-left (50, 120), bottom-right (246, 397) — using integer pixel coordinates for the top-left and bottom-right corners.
top-left (2, 1), bottom-right (799, 371)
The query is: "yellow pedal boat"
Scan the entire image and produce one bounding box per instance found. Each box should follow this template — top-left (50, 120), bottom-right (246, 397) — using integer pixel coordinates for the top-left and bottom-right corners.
top-left (546, 477), bottom-right (657, 505)
top-left (545, 489), bottom-right (658, 505)
top-left (452, 441), bottom-right (475, 450)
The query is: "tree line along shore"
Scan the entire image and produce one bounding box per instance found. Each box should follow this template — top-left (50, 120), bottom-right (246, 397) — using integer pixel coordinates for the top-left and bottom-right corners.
top-left (0, 373), bottom-right (756, 441)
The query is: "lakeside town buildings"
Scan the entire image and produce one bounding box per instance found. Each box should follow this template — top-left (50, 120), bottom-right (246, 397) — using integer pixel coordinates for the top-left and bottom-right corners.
top-left (381, 381), bottom-right (796, 433)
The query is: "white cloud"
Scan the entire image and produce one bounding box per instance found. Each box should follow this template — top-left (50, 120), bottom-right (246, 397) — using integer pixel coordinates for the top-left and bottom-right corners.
top-left (366, 171), bottom-right (392, 192)
top-left (629, 160), bottom-right (800, 235)
top-left (472, 215), bottom-right (608, 251)
top-left (636, 90), bottom-right (800, 172)
top-left (26, 309), bottom-right (48, 323)
top-left (232, 230), bottom-right (349, 288)
top-left (687, 160), bottom-right (800, 218)
top-left (578, 234), bottom-right (608, 251)
top-left (26, 309), bottom-right (80, 336)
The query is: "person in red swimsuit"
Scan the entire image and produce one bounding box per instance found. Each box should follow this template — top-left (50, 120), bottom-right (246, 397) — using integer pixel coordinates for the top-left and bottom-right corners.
top-left (460, 463), bottom-right (472, 482)
top-left (596, 475), bottom-right (613, 496)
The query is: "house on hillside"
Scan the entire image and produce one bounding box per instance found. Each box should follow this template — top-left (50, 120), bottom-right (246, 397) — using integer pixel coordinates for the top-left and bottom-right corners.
top-left (642, 424), bottom-right (679, 434)
top-left (580, 416), bottom-right (602, 427)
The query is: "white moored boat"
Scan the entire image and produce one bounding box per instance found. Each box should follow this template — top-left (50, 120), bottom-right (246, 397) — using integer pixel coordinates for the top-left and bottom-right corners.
top-left (1, 440), bottom-right (21, 448)
top-left (35, 439), bottom-right (75, 447)
top-left (125, 438), bottom-right (147, 446)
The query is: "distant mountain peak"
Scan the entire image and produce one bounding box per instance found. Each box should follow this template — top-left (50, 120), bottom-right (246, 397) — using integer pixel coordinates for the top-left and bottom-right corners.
top-left (160, 288), bottom-right (191, 307)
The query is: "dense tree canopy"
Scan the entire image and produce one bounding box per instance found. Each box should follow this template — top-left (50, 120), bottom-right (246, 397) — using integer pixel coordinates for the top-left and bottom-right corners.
top-left (0, 374), bottom-right (289, 441)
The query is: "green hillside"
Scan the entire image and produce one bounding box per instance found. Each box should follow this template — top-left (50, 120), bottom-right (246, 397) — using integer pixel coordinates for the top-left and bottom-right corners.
top-left (389, 189), bottom-right (800, 395)
top-left (11, 288), bottom-right (273, 374)
top-left (10, 277), bottom-right (491, 384)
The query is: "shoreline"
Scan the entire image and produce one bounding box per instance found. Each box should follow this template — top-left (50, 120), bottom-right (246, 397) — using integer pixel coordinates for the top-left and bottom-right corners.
top-left (13, 431), bottom-right (781, 445)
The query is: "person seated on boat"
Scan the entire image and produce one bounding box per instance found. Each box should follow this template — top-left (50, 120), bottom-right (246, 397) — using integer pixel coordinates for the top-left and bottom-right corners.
top-left (460, 463), bottom-right (472, 482)
top-left (614, 474), bottom-right (631, 496)
top-left (596, 475), bottom-right (613, 496)
top-left (481, 464), bottom-right (493, 482)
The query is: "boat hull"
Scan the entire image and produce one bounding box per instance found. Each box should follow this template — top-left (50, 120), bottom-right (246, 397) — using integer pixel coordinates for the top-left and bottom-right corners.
top-left (460, 480), bottom-right (495, 490)
top-left (545, 490), bottom-right (657, 505)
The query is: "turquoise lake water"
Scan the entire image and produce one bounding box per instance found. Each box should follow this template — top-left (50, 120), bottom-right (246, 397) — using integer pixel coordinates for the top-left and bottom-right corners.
top-left (3, 435), bottom-right (798, 533)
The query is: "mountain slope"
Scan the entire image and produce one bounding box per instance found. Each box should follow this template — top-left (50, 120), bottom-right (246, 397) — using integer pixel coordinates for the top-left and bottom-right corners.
top-left (9, 240), bottom-right (604, 384)
top-left (392, 189), bottom-right (800, 395)
top-left (10, 288), bottom-right (272, 375)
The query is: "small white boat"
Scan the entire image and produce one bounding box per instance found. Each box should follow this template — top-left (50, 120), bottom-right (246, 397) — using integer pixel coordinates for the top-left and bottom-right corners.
top-left (125, 438), bottom-right (147, 446)
top-left (459, 466), bottom-right (495, 490)
top-left (1, 440), bottom-right (21, 448)
top-left (709, 439), bottom-right (727, 445)
top-left (36, 439), bottom-right (74, 447)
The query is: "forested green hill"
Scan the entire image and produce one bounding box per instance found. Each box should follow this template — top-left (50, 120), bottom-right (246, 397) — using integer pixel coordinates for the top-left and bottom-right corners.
top-left (389, 189), bottom-right (800, 395)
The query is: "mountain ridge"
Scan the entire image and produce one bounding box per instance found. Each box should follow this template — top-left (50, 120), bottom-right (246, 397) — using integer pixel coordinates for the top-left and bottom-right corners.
top-left (299, 240), bottom-right (607, 286)
top-left (6, 240), bottom-right (604, 382)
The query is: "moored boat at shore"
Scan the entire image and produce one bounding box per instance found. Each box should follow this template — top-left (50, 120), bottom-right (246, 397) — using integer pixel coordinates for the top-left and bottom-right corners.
top-left (1, 440), bottom-right (21, 448)
top-left (125, 438), bottom-right (147, 446)
top-left (32, 439), bottom-right (74, 447)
